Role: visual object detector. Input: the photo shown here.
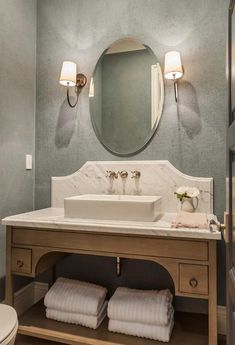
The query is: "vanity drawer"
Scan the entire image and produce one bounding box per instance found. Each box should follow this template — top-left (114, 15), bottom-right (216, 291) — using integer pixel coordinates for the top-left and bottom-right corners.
top-left (11, 248), bottom-right (32, 274)
top-left (179, 264), bottom-right (208, 295)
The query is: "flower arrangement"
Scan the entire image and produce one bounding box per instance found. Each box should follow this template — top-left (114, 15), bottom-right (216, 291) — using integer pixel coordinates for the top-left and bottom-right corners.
top-left (174, 186), bottom-right (200, 202)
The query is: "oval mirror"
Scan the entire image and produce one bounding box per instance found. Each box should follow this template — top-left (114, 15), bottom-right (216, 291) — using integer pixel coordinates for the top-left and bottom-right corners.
top-left (89, 38), bottom-right (164, 156)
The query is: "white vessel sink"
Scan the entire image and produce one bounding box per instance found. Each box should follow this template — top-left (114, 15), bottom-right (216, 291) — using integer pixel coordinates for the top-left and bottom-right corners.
top-left (64, 194), bottom-right (162, 222)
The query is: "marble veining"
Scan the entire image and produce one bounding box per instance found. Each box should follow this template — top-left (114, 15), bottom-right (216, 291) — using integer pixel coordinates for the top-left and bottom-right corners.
top-left (2, 208), bottom-right (221, 240)
top-left (51, 161), bottom-right (213, 213)
top-left (2, 161), bottom-right (218, 240)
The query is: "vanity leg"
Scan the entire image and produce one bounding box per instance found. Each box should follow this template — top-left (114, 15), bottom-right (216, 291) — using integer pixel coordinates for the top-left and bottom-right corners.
top-left (208, 240), bottom-right (217, 345)
top-left (5, 226), bottom-right (14, 306)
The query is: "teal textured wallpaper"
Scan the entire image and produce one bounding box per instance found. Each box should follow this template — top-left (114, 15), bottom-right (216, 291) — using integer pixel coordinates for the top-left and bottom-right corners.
top-left (0, 0), bottom-right (36, 299)
top-left (35, 0), bottom-right (228, 306)
top-left (0, 0), bottom-right (228, 308)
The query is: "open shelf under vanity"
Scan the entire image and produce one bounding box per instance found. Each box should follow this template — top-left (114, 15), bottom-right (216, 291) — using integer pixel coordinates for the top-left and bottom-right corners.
top-left (18, 300), bottom-right (208, 345)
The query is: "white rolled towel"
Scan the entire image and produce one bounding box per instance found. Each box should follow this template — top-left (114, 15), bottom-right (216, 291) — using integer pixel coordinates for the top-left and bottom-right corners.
top-left (44, 277), bottom-right (107, 316)
top-left (108, 287), bottom-right (173, 326)
top-left (46, 301), bottom-right (107, 329)
top-left (108, 307), bottom-right (174, 343)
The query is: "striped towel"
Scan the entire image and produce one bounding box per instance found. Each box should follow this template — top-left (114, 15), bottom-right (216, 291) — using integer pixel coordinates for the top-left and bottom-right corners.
top-left (108, 307), bottom-right (174, 343)
top-left (108, 287), bottom-right (173, 326)
top-left (46, 301), bottom-right (107, 329)
top-left (44, 277), bottom-right (107, 316)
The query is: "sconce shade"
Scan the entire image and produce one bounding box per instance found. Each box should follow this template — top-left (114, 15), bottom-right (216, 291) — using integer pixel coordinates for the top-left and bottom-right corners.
top-left (59, 61), bottom-right (77, 86)
top-left (164, 51), bottom-right (183, 80)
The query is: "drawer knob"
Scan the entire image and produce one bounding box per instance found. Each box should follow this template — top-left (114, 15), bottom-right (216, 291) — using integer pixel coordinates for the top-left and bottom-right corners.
top-left (16, 260), bottom-right (24, 268)
top-left (189, 278), bottom-right (198, 288)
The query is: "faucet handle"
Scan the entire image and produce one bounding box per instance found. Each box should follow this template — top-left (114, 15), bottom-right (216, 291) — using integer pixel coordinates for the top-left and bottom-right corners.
top-left (106, 170), bottom-right (118, 179)
top-left (131, 170), bottom-right (141, 179)
top-left (118, 170), bottom-right (128, 179)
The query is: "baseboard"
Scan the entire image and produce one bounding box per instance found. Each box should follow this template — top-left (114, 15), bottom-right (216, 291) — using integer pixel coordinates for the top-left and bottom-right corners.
top-left (15, 281), bottom-right (49, 315)
top-left (217, 305), bottom-right (226, 335)
top-left (2, 283), bottom-right (227, 335)
top-left (2, 281), bottom-right (48, 316)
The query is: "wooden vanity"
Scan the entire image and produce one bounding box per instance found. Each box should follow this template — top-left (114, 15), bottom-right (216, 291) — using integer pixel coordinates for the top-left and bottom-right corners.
top-left (3, 209), bottom-right (220, 345)
top-left (3, 161), bottom-right (222, 345)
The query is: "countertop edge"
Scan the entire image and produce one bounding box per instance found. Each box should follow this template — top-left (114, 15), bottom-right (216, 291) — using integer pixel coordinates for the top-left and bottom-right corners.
top-left (2, 210), bottom-right (222, 241)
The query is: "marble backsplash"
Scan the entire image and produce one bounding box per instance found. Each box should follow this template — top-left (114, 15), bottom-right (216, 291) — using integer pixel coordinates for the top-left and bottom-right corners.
top-left (51, 161), bottom-right (213, 214)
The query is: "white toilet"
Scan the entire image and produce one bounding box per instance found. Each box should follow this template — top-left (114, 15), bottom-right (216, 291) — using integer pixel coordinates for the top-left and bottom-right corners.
top-left (0, 305), bottom-right (18, 345)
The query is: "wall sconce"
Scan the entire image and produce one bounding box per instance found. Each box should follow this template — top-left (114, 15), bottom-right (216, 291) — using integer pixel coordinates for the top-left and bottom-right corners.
top-left (164, 51), bottom-right (183, 103)
top-left (59, 61), bottom-right (87, 108)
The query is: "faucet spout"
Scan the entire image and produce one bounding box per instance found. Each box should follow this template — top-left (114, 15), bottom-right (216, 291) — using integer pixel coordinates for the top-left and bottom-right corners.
top-left (118, 170), bottom-right (128, 179)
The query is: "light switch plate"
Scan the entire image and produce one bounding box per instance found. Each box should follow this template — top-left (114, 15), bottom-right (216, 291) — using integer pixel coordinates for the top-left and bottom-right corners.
top-left (26, 154), bottom-right (32, 170)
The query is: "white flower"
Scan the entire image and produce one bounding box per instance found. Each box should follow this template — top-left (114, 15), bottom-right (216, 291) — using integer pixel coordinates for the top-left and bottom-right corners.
top-left (175, 186), bottom-right (200, 198)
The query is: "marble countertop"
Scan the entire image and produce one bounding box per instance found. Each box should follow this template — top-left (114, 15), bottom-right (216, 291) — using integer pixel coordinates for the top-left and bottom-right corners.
top-left (2, 208), bottom-right (221, 240)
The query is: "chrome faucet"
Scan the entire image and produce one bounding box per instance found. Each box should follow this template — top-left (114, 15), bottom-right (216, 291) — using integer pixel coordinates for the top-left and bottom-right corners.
top-left (118, 170), bottom-right (128, 179)
top-left (106, 170), bottom-right (118, 179)
top-left (106, 170), bottom-right (118, 194)
top-left (131, 170), bottom-right (141, 195)
top-left (131, 170), bottom-right (141, 179)
top-left (106, 170), bottom-right (140, 195)
top-left (117, 170), bottom-right (128, 195)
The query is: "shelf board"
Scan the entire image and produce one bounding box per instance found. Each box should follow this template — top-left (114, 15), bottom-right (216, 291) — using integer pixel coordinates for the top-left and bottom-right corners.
top-left (18, 301), bottom-right (208, 345)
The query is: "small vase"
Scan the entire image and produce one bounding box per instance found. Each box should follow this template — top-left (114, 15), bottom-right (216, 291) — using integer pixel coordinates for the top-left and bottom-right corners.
top-left (181, 197), bottom-right (198, 213)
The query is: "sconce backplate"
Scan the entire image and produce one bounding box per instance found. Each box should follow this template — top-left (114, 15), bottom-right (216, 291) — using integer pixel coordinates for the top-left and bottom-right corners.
top-left (77, 73), bottom-right (87, 88)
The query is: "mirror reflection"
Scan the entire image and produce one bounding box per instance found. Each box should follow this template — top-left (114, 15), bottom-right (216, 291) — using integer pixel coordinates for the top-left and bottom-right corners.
top-left (89, 38), bottom-right (164, 156)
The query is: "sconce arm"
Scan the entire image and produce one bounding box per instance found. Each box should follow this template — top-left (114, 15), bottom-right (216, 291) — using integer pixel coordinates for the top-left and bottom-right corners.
top-left (66, 73), bottom-right (87, 108)
top-left (173, 80), bottom-right (178, 103)
top-left (67, 87), bottom-right (79, 108)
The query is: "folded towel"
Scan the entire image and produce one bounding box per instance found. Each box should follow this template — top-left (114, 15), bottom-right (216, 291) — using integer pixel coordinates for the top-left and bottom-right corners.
top-left (46, 301), bottom-right (107, 329)
top-left (171, 211), bottom-right (208, 229)
top-left (108, 287), bottom-right (173, 326)
top-left (44, 277), bottom-right (107, 316)
top-left (108, 308), bottom-right (174, 343)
